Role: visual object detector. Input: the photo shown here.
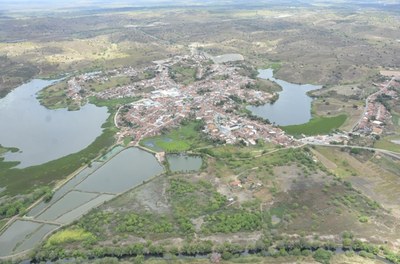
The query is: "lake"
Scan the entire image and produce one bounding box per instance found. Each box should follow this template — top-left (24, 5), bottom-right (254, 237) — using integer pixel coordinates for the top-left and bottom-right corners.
top-left (247, 69), bottom-right (321, 126)
top-left (0, 79), bottom-right (108, 168)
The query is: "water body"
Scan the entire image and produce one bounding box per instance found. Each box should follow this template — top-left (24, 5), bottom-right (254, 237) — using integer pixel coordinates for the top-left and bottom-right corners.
top-left (0, 147), bottom-right (164, 258)
top-left (29, 147), bottom-right (163, 221)
top-left (0, 220), bottom-right (58, 257)
top-left (0, 79), bottom-right (108, 168)
top-left (167, 154), bottom-right (202, 172)
top-left (75, 147), bottom-right (164, 193)
top-left (247, 69), bottom-right (321, 126)
top-left (26, 160), bottom-right (105, 217)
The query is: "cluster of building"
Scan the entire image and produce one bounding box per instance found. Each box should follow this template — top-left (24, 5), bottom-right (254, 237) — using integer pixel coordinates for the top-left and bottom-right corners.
top-left (62, 53), bottom-right (295, 147)
top-left (60, 51), bottom-right (400, 150)
top-left (115, 55), bottom-right (295, 146)
top-left (65, 78), bottom-right (84, 103)
top-left (299, 133), bottom-right (350, 145)
top-left (354, 77), bottom-right (399, 136)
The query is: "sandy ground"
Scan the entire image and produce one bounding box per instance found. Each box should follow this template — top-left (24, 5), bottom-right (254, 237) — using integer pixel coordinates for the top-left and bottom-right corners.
top-left (380, 70), bottom-right (400, 78)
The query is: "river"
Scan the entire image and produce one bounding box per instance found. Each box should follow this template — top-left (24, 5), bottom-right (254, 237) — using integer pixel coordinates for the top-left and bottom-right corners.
top-left (247, 69), bottom-right (321, 126)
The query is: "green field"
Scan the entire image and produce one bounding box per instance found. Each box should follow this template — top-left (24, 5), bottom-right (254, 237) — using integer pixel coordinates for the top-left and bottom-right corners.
top-left (281, 115), bottom-right (347, 136)
top-left (140, 121), bottom-right (207, 153)
top-left (89, 96), bottom-right (141, 109)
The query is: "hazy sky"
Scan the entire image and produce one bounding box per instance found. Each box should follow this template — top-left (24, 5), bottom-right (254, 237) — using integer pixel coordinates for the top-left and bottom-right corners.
top-left (0, 0), bottom-right (398, 12)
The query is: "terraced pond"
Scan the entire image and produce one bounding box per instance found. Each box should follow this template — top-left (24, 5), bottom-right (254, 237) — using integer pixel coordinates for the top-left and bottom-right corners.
top-left (0, 147), bottom-right (164, 258)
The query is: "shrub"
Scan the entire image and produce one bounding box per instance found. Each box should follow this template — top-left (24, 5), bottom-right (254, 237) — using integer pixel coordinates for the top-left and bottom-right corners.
top-left (313, 248), bottom-right (333, 264)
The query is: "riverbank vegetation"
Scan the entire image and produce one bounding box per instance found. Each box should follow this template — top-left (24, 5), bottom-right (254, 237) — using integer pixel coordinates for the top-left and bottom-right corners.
top-left (32, 230), bottom-right (400, 264)
top-left (0, 144), bottom-right (19, 156)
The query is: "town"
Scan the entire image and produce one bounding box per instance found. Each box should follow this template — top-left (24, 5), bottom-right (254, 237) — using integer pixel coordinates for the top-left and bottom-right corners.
top-left (353, 76), bottom-right (399, 136)
top-left (63, 54), bottom-right (297, 148)
top-left (60, 52), bottom-right (399, 150)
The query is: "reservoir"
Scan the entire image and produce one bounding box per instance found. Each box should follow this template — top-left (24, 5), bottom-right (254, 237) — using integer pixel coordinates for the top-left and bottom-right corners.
top-left (74, 147), bottom-right (164, 194)
top-left (0, 147), bottom-right (164, 257)
top-left (167, 154), bottom-right (202, 172)
top-left (0, 79), bottom-right (108, 168)
top-left (247, 69), bottom-right (321, 126)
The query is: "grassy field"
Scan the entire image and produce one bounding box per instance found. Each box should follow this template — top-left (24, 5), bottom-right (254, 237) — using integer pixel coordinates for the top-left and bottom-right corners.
top-left (373, 112), bottom-right (400, 152)
top-left (281, 115), bottom-right (347, 136)
top-left (140, 121), bottom-right (207, 153)
top-left (81, 76), bottom-right (132, 93)
top-left (36, 80), bottom-right (71, 110)
top-left (314, 146), bottom-right (400, 218)
top-left (169, 64), bottom-right (197, 85)
top-left (374, 136), bottom-right (400, 153)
